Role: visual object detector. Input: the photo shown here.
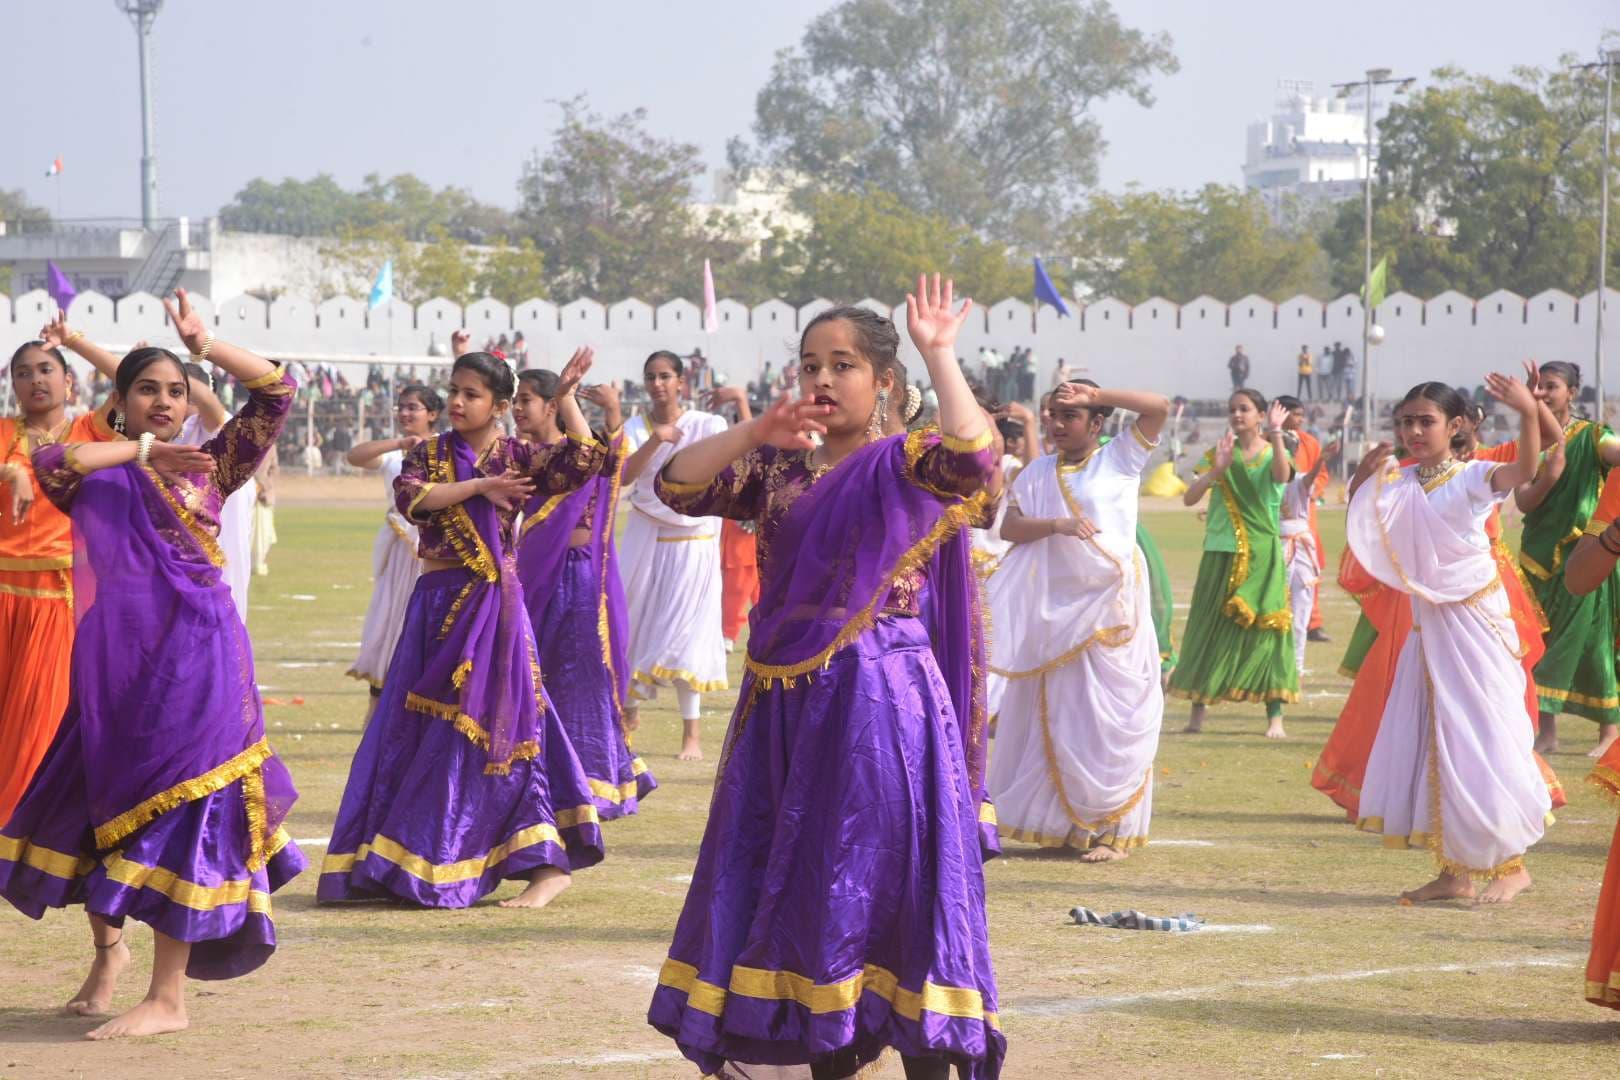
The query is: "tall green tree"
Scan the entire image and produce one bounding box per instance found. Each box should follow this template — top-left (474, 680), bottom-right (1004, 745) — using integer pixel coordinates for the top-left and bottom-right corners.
top-left (321, 224), bottom-right (546, 306)
top-left (517, 97), bottom-right (728, 301)
top-left (733, 0), bottom-right (1177, 244)
top-left (1063, 185), bottom-right (1327, 304)
top-left (1322, 60), bottom-right (1619, 298)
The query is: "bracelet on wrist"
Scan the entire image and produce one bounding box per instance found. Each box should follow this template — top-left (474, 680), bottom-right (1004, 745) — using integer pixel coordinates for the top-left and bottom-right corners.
top-left (65, 329), bottom-right (84, 346)
top-left (191, 334), bottom-right (216, 363)
top-left (136, 432), bottom-right (155, 467)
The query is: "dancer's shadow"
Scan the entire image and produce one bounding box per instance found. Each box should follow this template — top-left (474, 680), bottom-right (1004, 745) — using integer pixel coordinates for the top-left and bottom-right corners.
top-left (1114, 997), bottom-right (1620, 1045)
top-left (0, 1007), bottom-right (102, 1044)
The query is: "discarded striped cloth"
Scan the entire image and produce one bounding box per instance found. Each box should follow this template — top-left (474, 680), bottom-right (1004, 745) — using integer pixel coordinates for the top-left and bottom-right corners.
top-left (1070, 907), bottom-right (1203, 932)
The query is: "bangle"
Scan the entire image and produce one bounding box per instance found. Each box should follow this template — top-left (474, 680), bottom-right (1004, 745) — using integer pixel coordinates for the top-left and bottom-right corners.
top-left (192, 334), bottom-right (215, 363)
top-left (65, 329), bottom-right (84, 345)
top-left (136, 432), bottom-right (155, 467)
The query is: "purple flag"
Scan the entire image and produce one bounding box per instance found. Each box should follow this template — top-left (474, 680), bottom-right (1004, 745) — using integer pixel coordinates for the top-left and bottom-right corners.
top-left (45, 261), bottom-right (77, 312)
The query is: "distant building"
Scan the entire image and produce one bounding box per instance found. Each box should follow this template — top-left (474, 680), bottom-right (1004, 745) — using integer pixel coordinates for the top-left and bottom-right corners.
top-left (1243, 81), bottom-right (1376, 221)
top-left (691, 169), bottom-right (810, 253)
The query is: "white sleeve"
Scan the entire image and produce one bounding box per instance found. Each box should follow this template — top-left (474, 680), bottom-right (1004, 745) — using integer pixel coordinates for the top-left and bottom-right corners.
top-left (1103, 424), bottom-right (1156, 478)
top-left (1462, 458), bottom-right (1508, 511)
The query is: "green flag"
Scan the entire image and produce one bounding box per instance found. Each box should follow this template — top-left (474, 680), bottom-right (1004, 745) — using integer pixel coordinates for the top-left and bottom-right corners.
top-left (1364, 256), bottom-right (1388, 311)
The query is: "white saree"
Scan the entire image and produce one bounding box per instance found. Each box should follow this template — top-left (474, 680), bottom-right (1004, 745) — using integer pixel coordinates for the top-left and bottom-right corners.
top-left (349, 449), bottom-right (421, 691)
top-left (621, 410), bottom-right (730, 698)
top-left (986, 430), bottom-right (1164, 851)
top-left (1347, 459), bottom-right (1550, 877)
top-left (1281, 473), bottom-right (1320, 677)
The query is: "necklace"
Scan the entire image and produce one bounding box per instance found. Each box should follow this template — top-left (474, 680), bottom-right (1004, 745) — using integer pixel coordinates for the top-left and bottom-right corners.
top-left (22, 418), bottom-right (70, 448)
top-left (1416, 457), bottom-right (1456, 483)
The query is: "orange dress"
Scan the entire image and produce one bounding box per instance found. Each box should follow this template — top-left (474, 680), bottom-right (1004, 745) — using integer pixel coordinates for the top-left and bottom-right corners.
top-left (1293, 431), bottom-right (1330, 632)
top-left (719, 517), bottom-right (759, 642)
top-left (0, 410), bottom-right (116, 825)
top-left (1587, 742), bottom-right (1620, 1009)
top-left (1312, 443), bottom-right (1562, 818)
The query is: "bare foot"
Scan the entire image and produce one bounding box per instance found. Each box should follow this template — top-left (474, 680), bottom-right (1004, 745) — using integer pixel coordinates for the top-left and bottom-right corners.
top-left (498, 866), bottom-right (571, 910)
top-left (677, 735), bottom-right (704, 762)
top-left (1477, 867), bottom-right (1532, 905)
top-left (85, 996), bottom-right (188, 1040)
top-left (64, 938), bottom-right (130, 1016)
top-left (1533, 714), bottom-right (1557, 755)
top-left (1588, 725), bottom-right (1618, 760)
top-left (1400, 872), bottom-right (1475, 903)
top-left (1264, 718), bottom-right (1287, 740)
top-left (1079, 844), bottom-right (1128, 863)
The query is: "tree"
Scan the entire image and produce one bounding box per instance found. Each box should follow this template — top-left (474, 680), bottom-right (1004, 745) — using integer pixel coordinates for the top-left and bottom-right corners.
top-left (0, 189), bottom-right (51, 294)
top-left (220, 173), bottom-right (516, 242)
top-left (1322, 60), bottom-right (1620, 298)
top-left (517, 97), bottom-right (723, 301)
top-left (777, 188), bottom-right (1027, 303)
top-left (1062, 185), bottom-right (1328, 304)
top-left (321, 224), bottom-right (546, 306)
top-left (733, 0), bottom-right (1177, 244)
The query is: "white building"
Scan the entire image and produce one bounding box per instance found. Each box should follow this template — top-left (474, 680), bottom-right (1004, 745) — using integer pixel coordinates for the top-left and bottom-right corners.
top-left (1243, 81), bottom-right (1374, 220)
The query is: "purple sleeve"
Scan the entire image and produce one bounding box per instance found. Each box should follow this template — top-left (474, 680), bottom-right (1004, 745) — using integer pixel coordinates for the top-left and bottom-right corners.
top-left (31, 443), bottom-right (88, 511)
top-left (509, 432), bottom-right (609, 498)
top-left (394, 440), bottom-right (436, 521)
top-left (655, 447), bottom-right (771, 521)
top-left (905, 430), bottom-right (996, 500)
top-left (203, 365), bottom-right (297, 497)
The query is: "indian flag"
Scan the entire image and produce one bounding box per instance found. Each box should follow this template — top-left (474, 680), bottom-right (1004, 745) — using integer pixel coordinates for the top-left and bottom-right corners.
top-left (45, 156), bottom-right (62, 177)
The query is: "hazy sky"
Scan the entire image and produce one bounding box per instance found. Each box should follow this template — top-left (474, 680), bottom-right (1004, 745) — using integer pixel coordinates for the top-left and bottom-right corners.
top-left (5, 1), bottom-right (1614, 222)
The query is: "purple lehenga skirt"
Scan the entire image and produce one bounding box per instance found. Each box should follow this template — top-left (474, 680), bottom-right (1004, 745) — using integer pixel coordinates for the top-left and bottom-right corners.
top-left (318, 567), bottom-right (605, 908)
top-left (0, 712), bottom-right (306, 980)
top-left (647, 616), bottom-right (1005, 1078)
top-left (533, 547), bottom-right (656, 820)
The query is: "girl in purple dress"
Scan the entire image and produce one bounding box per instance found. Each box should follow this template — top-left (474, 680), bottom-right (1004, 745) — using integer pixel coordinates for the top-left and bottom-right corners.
top-left (318, 349), bottom-right (609, 911)
top-left (647, 276), bottom-right (1005, 1080)
top-left (0, 289), bottom-right (303, 1039)
top-left (512, 370), bottom-right (655, 819)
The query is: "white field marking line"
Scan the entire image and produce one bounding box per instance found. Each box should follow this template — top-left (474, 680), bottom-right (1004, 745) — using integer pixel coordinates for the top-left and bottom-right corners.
top-left (1148, 839), bottom-right (1215, 847)
top-left (623, 964), bottom-right (662, 984)
top-left (1004, 955), bottom-right (1582, 1018)
top-left (1198, 923), bottom-right (1274, 934)
top-left (536, 1050), bottom-right (686, 1068)
top-left (294, 836), bottom-right (331, 846)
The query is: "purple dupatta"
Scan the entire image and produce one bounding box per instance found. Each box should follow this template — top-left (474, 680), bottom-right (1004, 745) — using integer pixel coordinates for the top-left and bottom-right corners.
top-left (742, 432), bottom-right (990, 795)
top-left (68, 462), bottom-right (296, 868)
top-left (404, 432), bottom-right (542, 773)
top-left (515, 432), bottom-right (632, 714)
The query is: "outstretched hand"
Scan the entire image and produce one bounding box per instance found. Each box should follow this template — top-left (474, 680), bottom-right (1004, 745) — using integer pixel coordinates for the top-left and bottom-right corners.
top-left (146, 440), bottom-right (215, 482)
top-left (555, 347), bottom-right (595, 398)
top-left (905, 274), bottom-right (973, 356)
top-left (479, 470), bottom-right (536, 511)
top-left (1212, 430), bottom-right (1236, 471)
top-left (1523, 359), bottom-right (1542, 400)
top-left (39, 309), bottom-right (73, 350)
top-left (754, 394), bottom-right (830, 452)
top-left (1484, 372), bottom-right (1536, 415)
top-left (161, 288), bottom-right (210, 356)
top-left (1266, 401), bottom-right (1290, 433)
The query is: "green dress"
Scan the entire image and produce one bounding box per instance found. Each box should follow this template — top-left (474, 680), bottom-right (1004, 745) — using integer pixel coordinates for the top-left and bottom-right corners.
top-left (1167, 444), bottom-right (1299, 707)
top-left (1136, 523), bottom-right (1177, 673)
top-left (1520, 420), bottom-right (1620, 724)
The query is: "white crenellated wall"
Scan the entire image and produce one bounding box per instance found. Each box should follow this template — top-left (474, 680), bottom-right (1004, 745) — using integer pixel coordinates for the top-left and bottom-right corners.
top-left (3, 288), bottom-right (1615, 401)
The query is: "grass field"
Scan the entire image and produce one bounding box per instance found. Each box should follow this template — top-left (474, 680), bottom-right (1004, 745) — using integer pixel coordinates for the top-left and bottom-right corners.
top-left (3, 487), bottom-right (1619, 1079)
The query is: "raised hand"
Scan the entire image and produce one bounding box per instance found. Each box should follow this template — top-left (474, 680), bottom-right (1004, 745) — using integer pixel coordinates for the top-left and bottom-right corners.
top-left (1213, 430), bottom-right (1236, 471)
top-left (1523, 359), bottom-right (1542, 399)
top-left (1054, 381), bottom-right (1101, 410)
top-left (39, 309), bottom-right (73, 350)
top-left (161, 288), bottom-right (210, 356)
top-left (579, 382), bottom-right (620, 410)
top-left (1266, 400), bottom-right (1290, 433)
top-left (704, 385), bottom-right (747, 410)
top-left (147, 440), bottom-right (215, 481)
top-left (650, 424), bottom-right (684, 447)
top-left (450, 330), bottom-right (472, 358)
top-left (754, 394), bottom-right (830, 451)
top-left (1351, 441), bottom-right (1395, 490)
top-left (479, 470), bottom-right (536, 511)
top-left (555, 347), bottom-right (595, 398)
top-left (1484, 372), bottom-right (1536, 415)
top-left (905, 273), bottom-right (973, 356)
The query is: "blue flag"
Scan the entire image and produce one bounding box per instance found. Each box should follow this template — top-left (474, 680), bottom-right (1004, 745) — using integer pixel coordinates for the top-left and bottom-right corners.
top-left (1033, 257), bottom-right (1070, 317)
top-left (368, 259), bottom-right (393, 309)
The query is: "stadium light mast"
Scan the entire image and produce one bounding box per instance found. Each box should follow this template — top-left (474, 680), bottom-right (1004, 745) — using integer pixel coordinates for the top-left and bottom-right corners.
top-left (1572, 46), bottom-right (1618, 421)
top-left (115, 0), bottom-right (164, 229)
top-left (1332, 67), bottom-right (1414, 450)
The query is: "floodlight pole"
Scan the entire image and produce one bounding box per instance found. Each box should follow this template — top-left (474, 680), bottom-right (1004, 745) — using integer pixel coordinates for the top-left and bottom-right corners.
top-left (1332, 68), bottom-right (1410, 447)
top-left (116, 0), bottom-right (165, 228)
